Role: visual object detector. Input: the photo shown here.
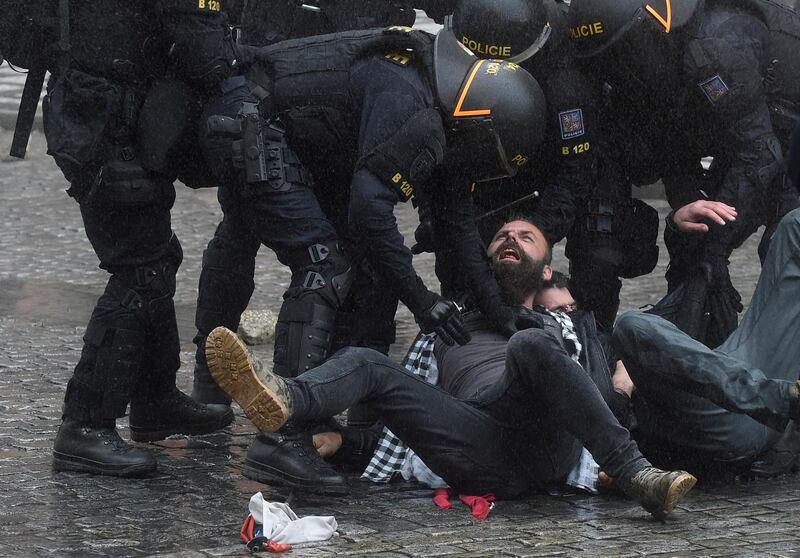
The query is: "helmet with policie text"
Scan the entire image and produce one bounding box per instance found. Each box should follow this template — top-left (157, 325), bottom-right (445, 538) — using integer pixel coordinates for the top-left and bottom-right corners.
top-left (433, 28), bottom-right (547, 183)
top-left (566, 0), bottom-right (701, 93)
top-left (450, 0), bottom-right (552, 63)
top-left (567, 0), bottom-right (702, 58)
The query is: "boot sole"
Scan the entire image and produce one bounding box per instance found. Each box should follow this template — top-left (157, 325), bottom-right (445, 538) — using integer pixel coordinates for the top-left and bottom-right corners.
top-left (128, 407), bottom-right (235, 443)
top-left (243, 458), bottom-right (350, 496)
top-left (53, 451), bottom-right (157, 478)
top-left (656, 472), bottom-right (697, 519)
top-left (206, 327), bottom-right (289, 433)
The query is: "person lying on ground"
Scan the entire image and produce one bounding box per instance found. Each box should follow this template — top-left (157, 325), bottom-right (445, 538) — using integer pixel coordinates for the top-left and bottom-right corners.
top-left (204, 218), bottom-right (698, 520)
top-left (612, 207), bottom-right (800, 479)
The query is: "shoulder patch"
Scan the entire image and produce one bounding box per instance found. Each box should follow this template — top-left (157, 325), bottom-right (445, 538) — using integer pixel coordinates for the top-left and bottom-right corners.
top-left (384, 52), bottom-right (411, 66)
top-left (699, 75), bottom-right (729, 103)
top-left (559, 108), bottom-right (585, 140)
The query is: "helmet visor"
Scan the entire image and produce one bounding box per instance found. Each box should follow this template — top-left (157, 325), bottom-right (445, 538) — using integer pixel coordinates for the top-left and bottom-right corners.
top-left (444, 117), bottom-right (516, 183)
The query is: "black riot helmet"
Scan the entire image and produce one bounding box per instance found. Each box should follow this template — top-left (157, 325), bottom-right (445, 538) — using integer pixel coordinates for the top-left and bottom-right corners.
top-left (450, 0), bottom-right (552, 63)
top-left (567, 0), bottom-right (702, 58)
top-left (434, 29), bottom-right (548, 183)
top-left (567, 0), bottom-right (701, 92)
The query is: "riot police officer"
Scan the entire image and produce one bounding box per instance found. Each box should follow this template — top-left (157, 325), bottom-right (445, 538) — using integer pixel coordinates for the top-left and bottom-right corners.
top-left (419, 0), bottom-right (611, 332)
top-left (191, 1), bottom-right (457, 405)
top-left (193, 26), bottom-right (547, 491)
top-left (568, 0), bottom-right (800, 346)
top-left (43, 0), bottom-right (245, 476)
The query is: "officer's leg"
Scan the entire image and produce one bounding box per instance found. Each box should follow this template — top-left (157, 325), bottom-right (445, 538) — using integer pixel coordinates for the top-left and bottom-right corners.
top-left (203, 111), bottom-right (352, 379)
top-left (191, 204), bottom-right (260, 404)
top-left (613, 312), bottom-right (792, 470)
top-left (55, 169), bottom-right (230, 475)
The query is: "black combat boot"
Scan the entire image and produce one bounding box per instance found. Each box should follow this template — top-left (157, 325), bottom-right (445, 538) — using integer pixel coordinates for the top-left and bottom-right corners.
top-left (206, 326), bottom-right (348, 494)
top-left (244, 432), bottom-right (349, 495)
top-left (53, 419), bottom-right (157, 477)
top-left (129, 387), bottom-right (234, 442)
top-left (191, 342), bottom-right (233, 407)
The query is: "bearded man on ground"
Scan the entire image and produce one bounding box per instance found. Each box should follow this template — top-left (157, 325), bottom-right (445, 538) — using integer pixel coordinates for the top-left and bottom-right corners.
top-left (203, 218), bottom-right (698, 520)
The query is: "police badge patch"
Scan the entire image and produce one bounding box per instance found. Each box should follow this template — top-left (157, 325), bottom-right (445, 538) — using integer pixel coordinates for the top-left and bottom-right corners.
top-left (559, 109), bottom-right (585, 140)
top-left (699, 75), bottom-right (729, 103)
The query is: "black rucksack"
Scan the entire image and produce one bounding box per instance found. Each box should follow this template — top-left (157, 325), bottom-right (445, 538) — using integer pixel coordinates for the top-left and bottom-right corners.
top-left (0, 0), bottom-right (70, 158)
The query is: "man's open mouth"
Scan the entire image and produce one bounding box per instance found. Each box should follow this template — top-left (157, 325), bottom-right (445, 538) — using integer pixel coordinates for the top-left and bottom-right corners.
top-left (500, 248), bottom-right (520, 262)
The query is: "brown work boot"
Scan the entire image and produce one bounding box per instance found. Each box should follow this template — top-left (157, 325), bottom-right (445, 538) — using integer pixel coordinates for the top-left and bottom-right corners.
top-left (622, 467), bottom-right (697, 520)
top-left (206, 327), bottom-right (293, 432)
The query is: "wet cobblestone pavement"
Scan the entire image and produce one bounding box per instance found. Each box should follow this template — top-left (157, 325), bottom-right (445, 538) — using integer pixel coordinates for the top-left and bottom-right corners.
top-left (2, 130), bottom-right (800, 558)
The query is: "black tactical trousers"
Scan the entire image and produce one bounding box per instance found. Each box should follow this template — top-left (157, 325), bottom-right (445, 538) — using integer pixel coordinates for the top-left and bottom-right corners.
top-left (286, 329), bottom-right (649, 496)
top-left (63, 188), bottom-right (182, 425)
top-left (195, 77), bottom-right (397, 373)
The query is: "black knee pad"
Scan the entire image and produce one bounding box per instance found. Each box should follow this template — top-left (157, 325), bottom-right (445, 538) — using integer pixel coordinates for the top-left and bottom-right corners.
top-left (273, 242), bottom-right (355, 376)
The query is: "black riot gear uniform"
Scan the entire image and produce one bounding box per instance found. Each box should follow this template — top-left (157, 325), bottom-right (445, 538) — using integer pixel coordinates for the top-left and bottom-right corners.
top-left (568, 0), bottom-right (800, 343)
top-left (421, 1), bottom-right (602, 332)
top-left (42, 0), bottom-right (241, 475)
top-left (194, 28), bottom-right (547, 397)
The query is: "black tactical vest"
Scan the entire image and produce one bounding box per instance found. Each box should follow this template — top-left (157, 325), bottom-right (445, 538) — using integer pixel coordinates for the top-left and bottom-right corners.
top-left (67, 1), bottom-right (157, 82)
top-left (248, 28), bottom-right (435, 158)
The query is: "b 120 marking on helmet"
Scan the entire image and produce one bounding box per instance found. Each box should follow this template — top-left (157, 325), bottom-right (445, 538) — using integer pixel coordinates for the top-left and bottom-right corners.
top-left (569, 22), bottom-right (604, 40)
top-left (645, 0), bottom-right (672, 33)
top-left (461, 37), bottom-right (513, 58)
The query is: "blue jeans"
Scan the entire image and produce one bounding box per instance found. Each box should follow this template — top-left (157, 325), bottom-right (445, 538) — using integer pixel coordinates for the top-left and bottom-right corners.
top-left (286, 328), bottom-right (649, 496)
top-left (614, 209), bottom-right (800, 469)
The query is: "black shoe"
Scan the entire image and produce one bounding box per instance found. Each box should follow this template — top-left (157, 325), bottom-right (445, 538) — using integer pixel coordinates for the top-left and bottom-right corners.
top-left (53, 420), bottom-right (157, 477)
top-left (243, 432), bottom-right (349, 495)
top-left (750, 421), bottom-right (800, 478)
top-left (129, 387), bottom-right (234, 442)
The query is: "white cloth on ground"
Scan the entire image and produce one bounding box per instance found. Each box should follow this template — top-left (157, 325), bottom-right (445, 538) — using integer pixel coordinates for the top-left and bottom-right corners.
top-left (248, 492), bottom-right (338, 544)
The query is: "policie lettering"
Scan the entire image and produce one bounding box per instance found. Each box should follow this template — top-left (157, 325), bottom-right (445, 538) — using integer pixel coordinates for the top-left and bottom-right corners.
top-left (461, 36), bottom-right (512, 58)
top-left (569, 22), bottom-right (604, 40)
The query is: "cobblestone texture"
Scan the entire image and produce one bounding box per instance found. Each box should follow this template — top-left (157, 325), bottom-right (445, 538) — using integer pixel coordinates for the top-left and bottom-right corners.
top-left (2, 56), bottom-right (799, 558)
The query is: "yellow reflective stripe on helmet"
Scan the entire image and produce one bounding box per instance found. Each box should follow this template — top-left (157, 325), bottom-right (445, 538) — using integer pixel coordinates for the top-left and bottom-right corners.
top-left (453, 60), bottom-right (492, 118)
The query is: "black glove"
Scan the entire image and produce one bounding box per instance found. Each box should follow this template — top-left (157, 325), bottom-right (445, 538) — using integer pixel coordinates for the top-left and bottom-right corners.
top-left (415, 295), bottom-right (471, 346)
top-left (485, 304), bottom-right (544, 338)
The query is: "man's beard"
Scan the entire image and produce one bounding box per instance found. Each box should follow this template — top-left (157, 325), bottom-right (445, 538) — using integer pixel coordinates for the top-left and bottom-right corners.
top-left (492, 241), bottom-right (547, 306)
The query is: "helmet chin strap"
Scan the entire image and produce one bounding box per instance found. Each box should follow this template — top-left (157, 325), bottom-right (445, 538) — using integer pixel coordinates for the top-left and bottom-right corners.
top-left (508, 24), bottom-right (552, 64)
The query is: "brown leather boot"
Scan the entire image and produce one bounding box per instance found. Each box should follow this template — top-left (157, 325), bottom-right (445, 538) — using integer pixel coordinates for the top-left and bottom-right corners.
top-left (206, 326), bottom-right (294, 432)
top-left (622, 467), bottom-right (697, 520)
